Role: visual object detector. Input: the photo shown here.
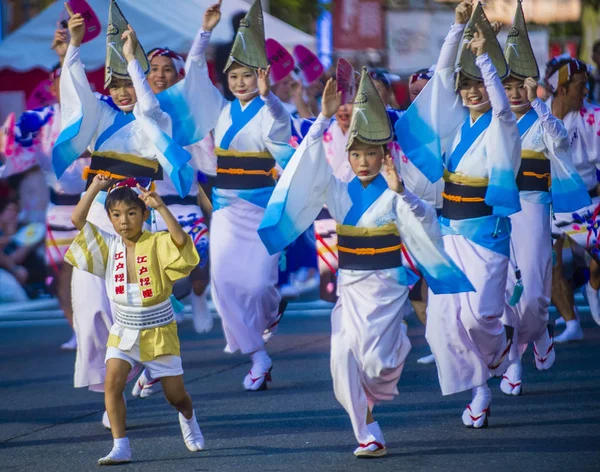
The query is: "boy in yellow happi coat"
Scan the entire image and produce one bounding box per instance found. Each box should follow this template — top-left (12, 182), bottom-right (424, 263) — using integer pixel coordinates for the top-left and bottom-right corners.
top-left (65, 174), bottom-right (204, 465)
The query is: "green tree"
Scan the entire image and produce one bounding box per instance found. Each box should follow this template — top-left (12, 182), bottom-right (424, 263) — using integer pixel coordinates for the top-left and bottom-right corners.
top-left (268, 0), bottom-right (324, 34)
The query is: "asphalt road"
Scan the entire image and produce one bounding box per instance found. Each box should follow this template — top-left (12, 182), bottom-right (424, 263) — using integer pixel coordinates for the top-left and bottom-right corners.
top-left (1, 307), bottom-right (599, 472)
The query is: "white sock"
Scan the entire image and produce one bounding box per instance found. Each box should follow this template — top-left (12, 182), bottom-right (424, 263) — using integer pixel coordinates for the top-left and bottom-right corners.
top-left (504, 358), bottom-right (522, 382)
top-left (535, 329), bottom-right (552, 355)
top-left (98, 437), bottom-right (132, 464)
top-left (565, 319), bottom-right (580, 331)
top-left (367, 421), bottom-right (385, 445)
top-left (471, 383), bottom-right (491, 413)
top-left (192, 292), bottom-right (213, 333)
top-left (179, 411), bottom-right (205, 451)
top-left (250, 349), bottom-right (271, 374)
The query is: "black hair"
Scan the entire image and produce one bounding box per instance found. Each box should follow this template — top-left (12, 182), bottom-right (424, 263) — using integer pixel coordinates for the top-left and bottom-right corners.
top-left (231, 11), bottom-right (247, 35)
top-left (593, 40), bottom-right (600, 55)
top-left (0, 198), bottom-right (18, 215)
top-left (104, 185), bottom-right (146, 213)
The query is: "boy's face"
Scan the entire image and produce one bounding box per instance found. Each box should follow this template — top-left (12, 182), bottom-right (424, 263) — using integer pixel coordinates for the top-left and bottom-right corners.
top-left (107, 201), bottom-right (148, 239)
top-left (348, 141), bottom-right (384, 182)
top-left (108, 78), bottom-right (137, 112)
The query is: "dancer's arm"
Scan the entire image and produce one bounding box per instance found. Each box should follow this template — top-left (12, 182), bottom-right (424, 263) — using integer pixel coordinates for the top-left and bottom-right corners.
top-left (71, 175), bottom-right (111, 230)
top-left (436, 1), bottom-right (470, 73)
top-left (137, 186), bottom-right (188, 248)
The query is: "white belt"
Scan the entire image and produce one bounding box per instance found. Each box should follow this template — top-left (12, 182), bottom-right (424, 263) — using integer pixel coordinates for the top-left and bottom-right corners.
top-left (114, 298), bottom-right (174, 330)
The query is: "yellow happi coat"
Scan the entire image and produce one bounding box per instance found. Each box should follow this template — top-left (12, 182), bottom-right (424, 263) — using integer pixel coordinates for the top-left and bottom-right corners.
top-left (65, 222), bottom-right (199, 361)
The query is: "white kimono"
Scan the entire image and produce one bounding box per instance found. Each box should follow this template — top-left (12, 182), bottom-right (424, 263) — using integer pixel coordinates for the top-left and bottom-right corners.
top-left (502, 99), bottom-right (589, 351)
top-left (179, 30), bottom-right (293, 354)
top-left (552, 101), bottom-right (600, 257)
top-left (398, 23), bottom-right (522, 395)
top-left (54, 44), bottom-right (178, 391)
top-left (259, 114), bottom-right (473, 445)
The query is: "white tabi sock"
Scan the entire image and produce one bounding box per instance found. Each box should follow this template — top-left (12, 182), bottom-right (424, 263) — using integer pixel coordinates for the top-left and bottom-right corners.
top-left (500, 358), bottom-right (522, 396)
top-left (367, 421), bottom-right (385, 445)
top-left (179, 411), bottom-right (205, 452)
top-left (192, 292), bottom-right (213, 333)
top-left (98, 437), bottom-right (132, 465)
top-left (243, 350), bottom-right (272, 390)
top-left (533, 328), bottom-right (555, 371)
top-left (462, 383), bottom-right (491, 428)
top-left (471, 384), bottom-right (491, 413)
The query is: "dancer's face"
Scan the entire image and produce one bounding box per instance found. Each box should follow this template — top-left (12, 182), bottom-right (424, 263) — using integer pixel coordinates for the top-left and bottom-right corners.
top-left (348, 141), bottom-right (384, 183)
top-left (458, 76), bottom-right (491, 113)
top-left (107, 201), bottom-right (148, 240)
top-left (336, 103), bottom-right (353, 132)
top-left (227, 64), bottom-right (259, 101)
top-left (149, 56), bottom-right (179, 93)
top-left (108, 78), bottom-right (137, 112)
top-left (503, 78), bottom-right (530, 111)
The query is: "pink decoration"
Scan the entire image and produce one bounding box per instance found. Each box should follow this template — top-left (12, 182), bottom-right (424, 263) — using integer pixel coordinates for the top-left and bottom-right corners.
top-left (2, 113), bottom-right (16, 157)
top-left (26, 80), bottom-right (55, 110)
top-left (266, 39), bottom-right (295, 83)
top-left (336, 58), bottom-right (356, 105)
top-left (66, 0), bottom-right (101, 44)
top-left (293, 45), bottom-right (324, 85)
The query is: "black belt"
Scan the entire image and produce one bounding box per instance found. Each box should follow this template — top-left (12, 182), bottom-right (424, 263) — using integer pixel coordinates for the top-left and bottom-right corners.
top-left (85, 154), bottom-right (163, 189)
top-left (215, 156), bottom-right (276, 190)
top-left (516, 158), bottom-right (551, 192)
top-left (337, 233), bottom-right (403, 271)
top-left (161, 195), bottom-right (198, 206)
top-left (50, 189), bottom-right (80, 206)
top-left (441, 181), bottom-right (493, 220)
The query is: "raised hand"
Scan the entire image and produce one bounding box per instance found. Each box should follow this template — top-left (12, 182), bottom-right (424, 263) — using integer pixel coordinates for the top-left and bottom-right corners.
top-left (121, 25), bottom-right (139, 63)
top-left (524, 77), bottom-right (539, 103)
top-left (455, 0), bottom-right (473, 24)
top-left (321, 78), bottom-right (342, 119)
top-left (90, 174), bottom-right (112, 191)
top-left (67, 11), bottom-right (85, 47)
top-left (137, 184), bottom-right (165, 210)
top-left (203, 0), bottom-right (222, 32)
top-left (258, 66), bottom-right (272, 97)
top-left (381, 154), bottom-right (404, 194)
top-left (468, 25), bottom-right (487, 57)
top-left (51, 25), bottom-right (69, 59)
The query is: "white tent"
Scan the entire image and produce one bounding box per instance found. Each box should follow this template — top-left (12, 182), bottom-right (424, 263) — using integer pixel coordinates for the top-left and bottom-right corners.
top-left (0, 0), bottom-right (316, 71)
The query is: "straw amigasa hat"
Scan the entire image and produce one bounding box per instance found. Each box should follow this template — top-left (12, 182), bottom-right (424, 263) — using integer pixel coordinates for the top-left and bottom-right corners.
top-left (346, 67), bottom-right (393, 151)
top-left (105, 0), bottom-right (150, 88)
top-left (455, 1), bottom-right (509, 88)
top-left (504, 0), bottom-right (540, 81)
top-left (224, 0), bottom-right (269, 72)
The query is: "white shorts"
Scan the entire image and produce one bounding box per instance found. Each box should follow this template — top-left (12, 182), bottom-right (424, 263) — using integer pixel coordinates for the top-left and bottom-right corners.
top-left (106, 345), bottom-right (183, 379)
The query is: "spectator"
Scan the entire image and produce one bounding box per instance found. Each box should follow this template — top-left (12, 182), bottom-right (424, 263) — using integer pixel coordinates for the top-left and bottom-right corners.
top-left (0, 199), bottom-right (29, 302)
top-left (589, 40), bottom-right (600, 103)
